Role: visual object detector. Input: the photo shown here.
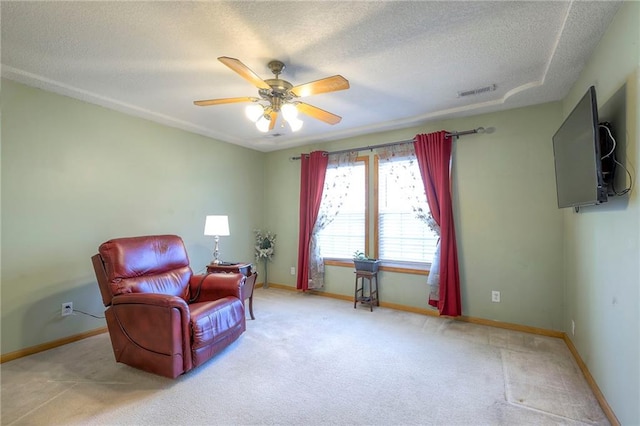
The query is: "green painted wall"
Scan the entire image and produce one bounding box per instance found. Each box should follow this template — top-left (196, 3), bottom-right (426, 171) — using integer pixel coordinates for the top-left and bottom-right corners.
top-left (1, 79), bottom-right (265, 354)
top-left (561, 2), bottom-right (640, 424)
top-left (263, 101), bottom-right (565, 330)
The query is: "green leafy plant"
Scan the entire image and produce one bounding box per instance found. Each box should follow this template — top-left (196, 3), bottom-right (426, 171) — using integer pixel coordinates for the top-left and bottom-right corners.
top-left (254, 229), bottom-right (276, 261)
top-left (353, 250), bottom-right (375, 261)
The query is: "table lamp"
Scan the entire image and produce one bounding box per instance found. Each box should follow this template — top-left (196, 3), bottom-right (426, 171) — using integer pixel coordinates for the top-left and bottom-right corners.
top-left (204, 215), bottom-right (230, 264)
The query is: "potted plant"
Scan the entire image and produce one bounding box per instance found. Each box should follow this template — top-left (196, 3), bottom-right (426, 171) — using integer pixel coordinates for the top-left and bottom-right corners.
top-left (353, 250), bottom-right (381, 273)
top-left (254, 229), bottom-right (276, 289)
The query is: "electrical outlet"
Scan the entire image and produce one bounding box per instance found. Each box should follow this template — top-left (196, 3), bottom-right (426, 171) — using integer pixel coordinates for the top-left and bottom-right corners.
top-left (290, 266), bottom-right (296, 275)
top-left (61, 302), bottom-right (73, 316)
top-left (491, 291), bottom-right (500, 303)
top-left (571, 320), bottom-right (575, 336)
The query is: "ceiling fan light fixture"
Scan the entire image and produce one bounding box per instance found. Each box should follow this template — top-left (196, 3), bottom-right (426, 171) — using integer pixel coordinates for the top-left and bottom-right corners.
top-left (245, 103), bottom-right (264, 122)
top-left (195, 57), bottom-right (349, 132)
top-left (288, 117), bottom-right (303, 132)
top-left (255, 114), bottom-right (271, 132)
top-left (281, 103), bottom-right (298, 122)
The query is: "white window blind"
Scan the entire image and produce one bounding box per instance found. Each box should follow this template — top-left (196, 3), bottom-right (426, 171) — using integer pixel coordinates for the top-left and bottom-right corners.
top-left (378, 158), bottom-right (438, 264)
top-left (316, 162), bottom-right (365, 258)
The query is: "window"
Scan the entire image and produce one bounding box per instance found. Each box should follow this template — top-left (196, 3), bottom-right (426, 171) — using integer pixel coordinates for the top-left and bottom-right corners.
top-left (377, 157), bottom-right (438, 264)
top-left (316, 158), bottom-right (367, 258)
top-left (317, 151), bottom-right (438, 271)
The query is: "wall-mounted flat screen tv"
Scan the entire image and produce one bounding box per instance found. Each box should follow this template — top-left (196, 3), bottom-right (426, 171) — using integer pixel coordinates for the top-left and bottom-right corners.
top-left (552, 86), bottom-right (607, 209)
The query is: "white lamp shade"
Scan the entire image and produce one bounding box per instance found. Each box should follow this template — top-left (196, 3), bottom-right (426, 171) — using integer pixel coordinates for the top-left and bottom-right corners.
top-left (204, 215), bottom-right (230, 236)
top-left (255, 115), bottom-right (271, 132)
top-left (288, 117), bottom-right (303, 132)
top-left (245, 103), bottom-right (264, 122)
top-left (281, 103), bottom-right (298, 122)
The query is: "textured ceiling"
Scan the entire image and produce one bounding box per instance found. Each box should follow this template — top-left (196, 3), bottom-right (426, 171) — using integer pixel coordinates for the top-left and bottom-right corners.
top-left (1, 1), bottom-right (621, 152)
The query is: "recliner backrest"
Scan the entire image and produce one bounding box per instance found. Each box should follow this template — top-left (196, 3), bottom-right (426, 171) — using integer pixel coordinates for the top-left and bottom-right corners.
top-left (97, 234), bottom-right (192, 305)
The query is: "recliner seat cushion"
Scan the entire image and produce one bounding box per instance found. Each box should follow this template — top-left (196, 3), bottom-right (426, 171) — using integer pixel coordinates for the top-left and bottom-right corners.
top-left (189, 297), bottom-right (245, 349)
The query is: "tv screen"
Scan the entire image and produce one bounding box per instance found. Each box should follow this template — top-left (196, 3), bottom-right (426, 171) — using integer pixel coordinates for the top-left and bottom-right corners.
top-left (552, 86), bottom-right (607, 209)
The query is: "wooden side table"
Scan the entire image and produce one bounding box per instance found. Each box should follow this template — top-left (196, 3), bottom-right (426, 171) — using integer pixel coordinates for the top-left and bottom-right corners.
top-left (206, 263), bottom-right (257, 320)
top-left (354, 270), bottom-right (379, 312)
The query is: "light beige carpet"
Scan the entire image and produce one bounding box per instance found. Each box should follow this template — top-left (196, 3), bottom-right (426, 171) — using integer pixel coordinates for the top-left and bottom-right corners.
top-left (503, 349), bottom-right (604, 423)
top-left (1, 288), bottom-right (608, 425)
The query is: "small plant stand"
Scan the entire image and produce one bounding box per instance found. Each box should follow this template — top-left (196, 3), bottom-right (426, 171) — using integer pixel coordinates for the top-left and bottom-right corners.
top-left (353, 270), bottom-right (379, 312)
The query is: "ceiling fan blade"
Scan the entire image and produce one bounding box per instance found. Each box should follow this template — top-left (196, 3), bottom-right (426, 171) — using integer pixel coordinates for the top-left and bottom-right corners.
top-left (193, 97), bottom-right (256, 106)
top-left (291, 75), bottom-right (349, 97)
top-left (296, 102), bottom-right (342, 125)
top-left (218, 56), bottom-right (271, 90)
top-left (269, 111), bottom-right (278, 131)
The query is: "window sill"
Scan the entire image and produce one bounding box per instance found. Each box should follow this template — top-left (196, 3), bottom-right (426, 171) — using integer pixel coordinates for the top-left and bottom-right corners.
top-left (324, 259), bottom-right (430, 276)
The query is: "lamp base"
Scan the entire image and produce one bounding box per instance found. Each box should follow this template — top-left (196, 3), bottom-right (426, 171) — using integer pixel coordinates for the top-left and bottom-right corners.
top-left (212, 235), bottom-right (221, 265)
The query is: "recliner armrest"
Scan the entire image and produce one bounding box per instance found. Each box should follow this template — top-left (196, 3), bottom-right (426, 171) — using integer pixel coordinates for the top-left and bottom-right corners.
top-left (189, 273), bottom-right (245, 303)
top-left (108, 292), bottom-right (192, 371)
top-left (111, 293), bottom-right (191, 329)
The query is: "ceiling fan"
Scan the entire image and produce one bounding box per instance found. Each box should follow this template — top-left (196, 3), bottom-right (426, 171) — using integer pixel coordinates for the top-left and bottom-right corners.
top-left (194, 57), bottom-right (349, 132)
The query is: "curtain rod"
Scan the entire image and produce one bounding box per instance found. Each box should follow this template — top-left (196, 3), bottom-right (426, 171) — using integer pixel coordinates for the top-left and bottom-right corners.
top-left (290, 127), bottom-right (487, 160)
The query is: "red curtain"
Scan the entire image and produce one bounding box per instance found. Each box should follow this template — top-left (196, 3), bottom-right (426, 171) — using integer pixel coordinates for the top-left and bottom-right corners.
top-left (414, 131), bottom-right (461, 316)
top-left (296, 151), bottom-right (329, 291)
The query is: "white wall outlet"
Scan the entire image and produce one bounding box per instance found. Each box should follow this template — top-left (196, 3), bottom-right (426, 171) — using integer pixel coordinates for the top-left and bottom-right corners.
top-left (571, 320), bottom-right (575, 336)
top-left (61, 302), bottom-right (73, 316)
top-left (290, 266), bottom-right (296, 275)
top-left (491, 291), bottom-right (500, 303)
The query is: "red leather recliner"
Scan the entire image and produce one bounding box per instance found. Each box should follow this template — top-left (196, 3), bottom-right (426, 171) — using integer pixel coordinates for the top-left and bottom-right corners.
top-left (91, 234), bottom-right (246, 378)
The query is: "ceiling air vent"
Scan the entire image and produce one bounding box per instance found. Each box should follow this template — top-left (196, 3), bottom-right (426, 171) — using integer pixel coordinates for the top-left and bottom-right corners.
top-left (457, 84), bottom-right (497, 98)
